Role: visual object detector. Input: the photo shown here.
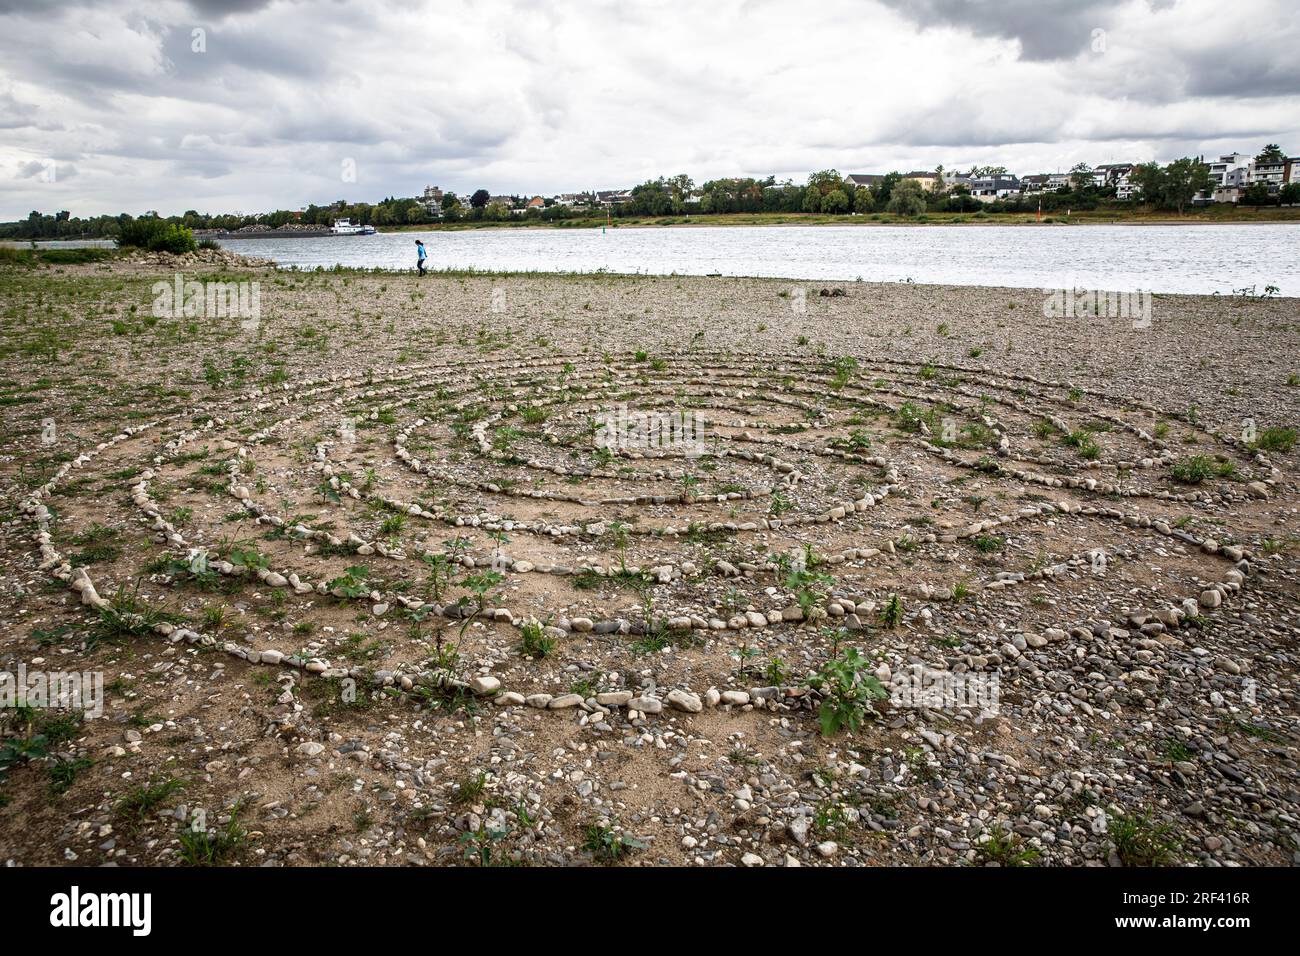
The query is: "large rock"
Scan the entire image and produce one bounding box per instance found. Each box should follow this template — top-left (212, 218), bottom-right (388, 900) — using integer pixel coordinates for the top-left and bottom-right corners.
top-left (666, 689), bottom-right (703, 713)
top-left (469, 675), bottom-right (501, 695)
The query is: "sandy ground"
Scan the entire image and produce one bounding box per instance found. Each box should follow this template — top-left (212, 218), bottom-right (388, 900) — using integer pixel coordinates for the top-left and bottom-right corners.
top-left (0, 250), bottom-right (1296, 868)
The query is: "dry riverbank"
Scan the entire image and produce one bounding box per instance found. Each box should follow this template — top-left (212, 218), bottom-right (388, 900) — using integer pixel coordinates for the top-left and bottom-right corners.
top-left (1, 256), bottom-right (1296, 868)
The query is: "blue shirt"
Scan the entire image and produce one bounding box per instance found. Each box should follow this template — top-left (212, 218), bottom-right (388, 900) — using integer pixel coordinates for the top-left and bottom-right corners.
top-left (417, 244), bottom-right (427, 260)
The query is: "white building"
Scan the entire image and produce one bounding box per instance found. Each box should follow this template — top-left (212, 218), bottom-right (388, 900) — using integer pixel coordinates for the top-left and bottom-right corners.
top-left (967, 175), bottom-right (1021, 202)
top-left (1206, 154), bottom-right (1251, 187)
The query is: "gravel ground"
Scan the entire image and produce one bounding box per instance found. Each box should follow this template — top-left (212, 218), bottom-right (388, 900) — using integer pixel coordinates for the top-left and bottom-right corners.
top-left (0, 250), bottom-right (1296, 868)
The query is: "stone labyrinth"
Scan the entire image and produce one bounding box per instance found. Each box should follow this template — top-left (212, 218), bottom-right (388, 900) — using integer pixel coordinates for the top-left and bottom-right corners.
top-left (21, 351), bottom-right (1276, 721)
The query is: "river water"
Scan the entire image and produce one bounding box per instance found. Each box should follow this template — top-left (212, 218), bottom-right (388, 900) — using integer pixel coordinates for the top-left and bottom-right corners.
top-left (56, 224), bottom-right (1300, 295)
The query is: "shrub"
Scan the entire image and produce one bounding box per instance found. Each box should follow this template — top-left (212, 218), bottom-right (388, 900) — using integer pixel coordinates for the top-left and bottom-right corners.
top-left (1253, 426), bottom-right (1296, 454)
top-left (518, 619), bottom-right (555, 658)
top-left (809, 647), bottom-right (888, 737)
top-left (582, 823), bottom-right (645, 862)
top-left (1171, 455), bottom-right (1234, 484)
top-left (116, 218), bottom-right (197, 254)
top-left (1108, 810), bottom-right (1179, 866)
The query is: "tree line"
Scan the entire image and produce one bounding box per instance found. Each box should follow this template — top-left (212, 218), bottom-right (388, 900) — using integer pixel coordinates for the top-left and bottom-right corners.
top-left (4, 150), bottom-right (1294, 240)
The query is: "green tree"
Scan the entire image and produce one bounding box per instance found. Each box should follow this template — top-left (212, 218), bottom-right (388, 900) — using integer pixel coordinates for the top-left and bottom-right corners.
top-left (1242, 183), bottom-right (1273, 206)
top-left (1255, 143), bottom-right (1285, 164)
top-left (1131, 162), bottom-right (1165, 205)
top-left (801, 169), bottom-right (844, 212)
top-left (470, 189), bottom-right (490, 209)
top-left (1162, 157), bottom-right (1212, 214)
top-left (630, 178), bottom-right (673, 216)
top-left (886, 178), bottom-right (926, 217)
top-left (931, 164), bottom-right (948, 197)
top-left (667, 173), bottom-right (694, 211)
top-left (853, 186), bottom-right (874, 213)
top-left (821, 188), bottom-right (850, 214)
top-left (874, 171), bottom-right (902, 205)
top-left (1070, 162), bottom-right (1094, 191)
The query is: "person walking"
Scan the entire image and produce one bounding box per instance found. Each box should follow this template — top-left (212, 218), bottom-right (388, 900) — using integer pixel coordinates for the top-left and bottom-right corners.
top-left (415, 239), bottom-right (427, 276)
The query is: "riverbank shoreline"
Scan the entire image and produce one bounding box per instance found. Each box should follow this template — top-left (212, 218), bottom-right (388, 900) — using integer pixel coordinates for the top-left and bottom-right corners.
top-left (7, 206), bottom-right (1297, 247)
top-left (381, 209), bottom-right (1300, 231)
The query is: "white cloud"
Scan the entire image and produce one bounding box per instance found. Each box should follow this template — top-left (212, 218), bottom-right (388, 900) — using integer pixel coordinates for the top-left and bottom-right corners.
top-left (0, 0), bottom-right (1296, 217)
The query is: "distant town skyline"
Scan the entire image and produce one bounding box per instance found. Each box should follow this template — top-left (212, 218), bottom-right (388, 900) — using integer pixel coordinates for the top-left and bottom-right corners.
top-left (3, 0), bottom-right (1298, 219)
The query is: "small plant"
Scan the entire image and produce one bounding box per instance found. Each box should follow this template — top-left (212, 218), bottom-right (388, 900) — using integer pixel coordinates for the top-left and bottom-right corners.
top-left (606, 519), bottom-right (631, 572)
top-left (518, 619), bottom-right (556, 658)
top-left (421, 540), bottom-right (467, 602)
top-left (451, 770), bottom-right (489, 806)
top-left (459, 822), bottom-right (509, 865)
top-left (764, 656), bottom-right (789, 685)
top-left (47, 756), bottom-right (93, 795)
top-left (116, 776), bottom-right (187, 824)
top-left (1062, 430), bottom-right (1100, 460)
top-left (459, 567), bottom-right (499, 602)
top-left (227, 543), bottom-right (268, 572)
top-left (91, 584), bottom-right (182, 648)
top-left (829, 355), bottom-right (858, 388)
top-left (1171, 455), bottom-right (1234, 484)
top-left (975, 825), bottom-right (1041, 866)
top-left (492, 425), bottom-right (523, 452)
top-left (177, 803), bottom-right (246, 866)
top-left (1252, 426), bottom-right (1296, 454)
top-left (1159, 738), bottom-right (1192, 762)
top-left (785, 565), bottom-right (835, 618)
top-left (809, 646), bottom-right (888, 737)
top-left (582, 822), bottom-right (646, 863)
top-left (327, 565), bottom-right (372, 599)
top-left (1108, 810), bottom-right (1180, 866)
top-left (200, 605), bottom-right (230, 632)
top-left (879, 593), bottom-right (904, 628)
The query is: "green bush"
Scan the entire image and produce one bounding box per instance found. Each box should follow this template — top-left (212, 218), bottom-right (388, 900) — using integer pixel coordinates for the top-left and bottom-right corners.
top-left (116, 218), bottom-right (197, 254)
top-left (809, 647), bottom-right (888, 736)
top-left (1171, 455), bottom-right (1235, 484)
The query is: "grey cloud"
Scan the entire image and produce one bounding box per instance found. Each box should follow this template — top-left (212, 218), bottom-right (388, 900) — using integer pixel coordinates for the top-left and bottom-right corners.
top-left (878, 0), bottom-right (1132, 60)
top-left (1, 0), bottom-right (1298, 219)
top-left (1182, 50), bottom-right (1300, 99)
top-left (14, 159), bottom-right (76, 180)
top-left (187, 0), bottom-right (278, 15)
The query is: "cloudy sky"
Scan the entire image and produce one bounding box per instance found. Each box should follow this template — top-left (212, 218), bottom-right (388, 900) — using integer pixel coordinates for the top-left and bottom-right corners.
top-left (2, 0), bottom-right (1297, 218)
